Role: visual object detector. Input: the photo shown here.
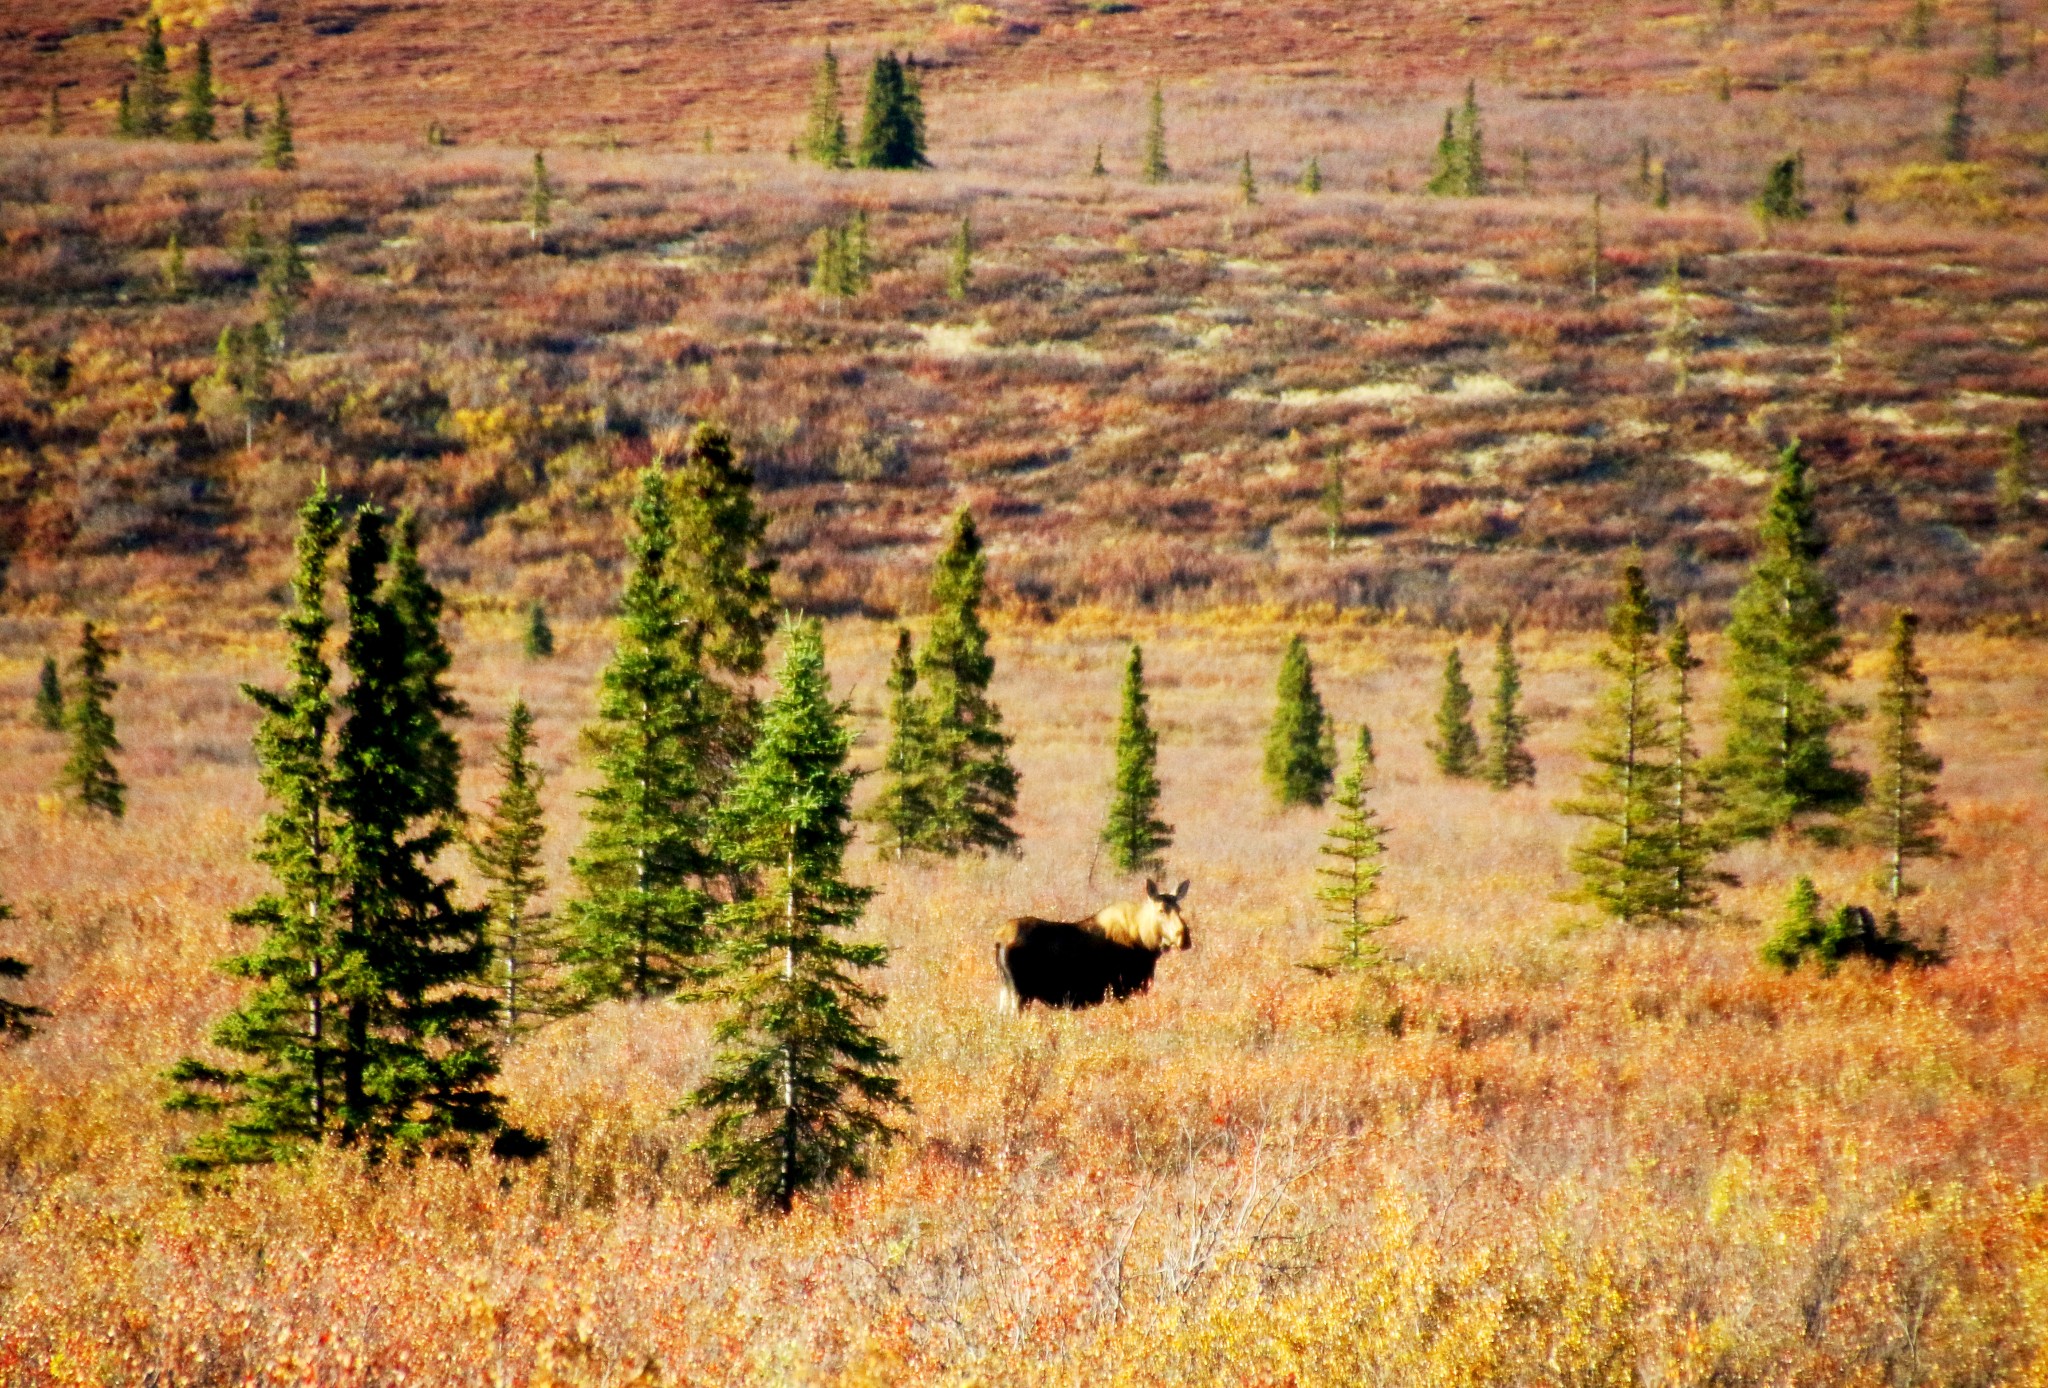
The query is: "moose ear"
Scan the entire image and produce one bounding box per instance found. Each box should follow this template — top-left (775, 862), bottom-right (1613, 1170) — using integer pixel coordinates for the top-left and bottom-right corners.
top-left (1144, 878), bottom-right (1159, 899)
top-left (1175, 879), bottom-right (1190, 900)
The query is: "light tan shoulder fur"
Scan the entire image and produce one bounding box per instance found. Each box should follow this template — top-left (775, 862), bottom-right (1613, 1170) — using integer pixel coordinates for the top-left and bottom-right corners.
top-left (1091, 899), bottom-right (1166, 950)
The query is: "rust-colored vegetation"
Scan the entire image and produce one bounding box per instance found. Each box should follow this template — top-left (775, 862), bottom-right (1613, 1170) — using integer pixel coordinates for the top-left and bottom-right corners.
top-left (3, 0), bottom-right (2048, 1380)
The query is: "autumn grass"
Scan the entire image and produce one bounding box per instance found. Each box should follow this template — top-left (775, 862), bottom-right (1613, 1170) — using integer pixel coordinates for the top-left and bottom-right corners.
top-left (3, 609), bottom-right (2048, 1381)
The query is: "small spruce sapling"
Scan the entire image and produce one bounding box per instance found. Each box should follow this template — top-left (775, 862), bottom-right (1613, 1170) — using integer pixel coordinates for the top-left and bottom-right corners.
top-left (946, 215), bottom-right (972, 300)
top-left (1300, 155), bottom-right (1323, 194)
top-left (1484, 619), bottom-right (1536, 790)
top-left (1560, 560), bottom-right (1683, 926)
top-left (1305, 724), bottom-right (1400, 974)
top-left (1142, 83), bottom-right (1168, 183)
top-left (1427, 647), bottom-right (1482, 779)
top-left (1264, 635), bottom-right (1336, 808)
top-left (34, 656), bottom-right (64, 732)
top-left (1101, 643), bottom-right (1172, 874)
top-left (1239, 152), bottom-right (1258, 206)
top-left (524, 600), bottom-right (555, 658)
top-left (1942, 73), bottom-right (1973, 162)
top-left (868, 628), bottom-right (935, 859)
top-left (261, 92), bottom-right (295, 171)
top-left (1862, 611), bottom-right (1946, 903)
top-left (528, 152), bottom-right (553, 241)
top-left (471, 700), bottom-right (567, 1036)
top-left (179, 38), bottom-right (216, 142)
top-left (61, 622), bottom-right (125, 820)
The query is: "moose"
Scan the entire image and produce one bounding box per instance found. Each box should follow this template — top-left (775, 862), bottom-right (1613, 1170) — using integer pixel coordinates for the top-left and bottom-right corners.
top-left (996, 879), bottom-right (1192, 1011)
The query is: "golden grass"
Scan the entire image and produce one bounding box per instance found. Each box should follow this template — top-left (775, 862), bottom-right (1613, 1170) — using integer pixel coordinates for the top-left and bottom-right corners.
top-left (3, 612), bottom-right (2048, 1382)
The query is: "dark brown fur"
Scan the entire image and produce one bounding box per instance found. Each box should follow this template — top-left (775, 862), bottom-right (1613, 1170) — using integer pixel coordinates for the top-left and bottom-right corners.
top-left (996, 881), bottom-right (1190, 1011)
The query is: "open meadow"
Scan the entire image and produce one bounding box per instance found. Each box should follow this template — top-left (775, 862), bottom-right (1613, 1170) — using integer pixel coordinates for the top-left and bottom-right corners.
top-left (4, 608), bottom-right (2048, 1382)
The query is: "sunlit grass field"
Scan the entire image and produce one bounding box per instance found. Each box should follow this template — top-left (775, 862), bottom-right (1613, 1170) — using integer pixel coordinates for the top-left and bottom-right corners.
top-left (4, 607), bottom-right (2047, 1383)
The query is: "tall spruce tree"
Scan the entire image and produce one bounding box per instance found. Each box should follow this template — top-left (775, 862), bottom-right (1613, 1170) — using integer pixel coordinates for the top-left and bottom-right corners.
top-left (688, 619), bottom-right (905, 1212)
top-left (1942, 73), bottom-right (1974, 162)
top-left (261, 91), bottom-right (295, 171)
top-left (168, 484), bottom-right (348, 1167)
top-left (1666, 618), bottom-right (1729, 915)
top-left (171, 492), bottom-right (516, 1167)
top-left (1561, 560), bottom-right (1686, 926)
top-left (527, 152), bottom-right (553, 240)
top-left (564, 467), bottom-right (716, 1002)
top-left (33, 656), bottom-right (64, 732)
top-left (1484, 619), bottom-right (1535, 789)
top-left (45, 89), bottom-right (63, 138)
top-left (1862, 611), bottom-right (1945, 902)
top-left (133, 15), bottom-right (171, 138)
top-left (1101, 643), bottom-right (1172, 874)
top-left (61, 622), bottom-right (124, 819)
top-left (672, 421), bottom-right (778, 781)
top-left (910, 510), bottom-right (1018, 854)
top-left (328, 510), bottom-right (506, 1155)
top-left (1141, 83), bottom-right (1168, 183)
top-left (1454, 81), bottom-right (1486, 195)
top-left (804, 46), bottom-right (850, 168)
top-left (471, 700), bottom-right (566, 1036)
top-left (855, 52), bottom-right (928, 170)
top-left (1714, 441), bottom-right (1865, 839)
top-left (1307, 724), bottom-right (1398, 973)
top-left (868, 628), bottom-right (935, 859)
top-left (1427, 646), bottom-right (1482, 779)
top-left (178, 38), bottom-right (216, 142)
top-left (1264, 634), bottom-right (1336, 807)
top-left (1239, 152), bottom-right (1259, 206)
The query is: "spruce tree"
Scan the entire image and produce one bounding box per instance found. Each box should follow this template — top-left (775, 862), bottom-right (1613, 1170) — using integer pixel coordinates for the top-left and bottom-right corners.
top-left (33, 656), bottom-right (63, 732)
top-left (524, 600), bottom-right (555, 658)
top-left (60, 622), bottom-right (124, 820)
top-left (904, 509), bottom-right (1019, 854)
top-left (115, 83), bottom-right (135, 139)
top-left (1758, 875), bottom-right (1826, 972)
top-left (1942, 73), bottom-right (1973, 162)
top-left (688, 618), bottom-right (905, 1212)
top-left (1666, 619), bottom-right (1729, 915)
top-left (261, 91), bottom-right (295, 171)
top-left (471, 700), bottom-right (566, 1036)
top-left (1090, 141), bottom-right (1107, 177)
top-left (1300, 155), bottom-right (1323, 194)
top-left (179, 38), bottom-right (216, 142)
top-left (868, 628), bottom-right (936, 858)
top-left (1239, 152), bottom-right (1258, 206)
top-left (1908, 0), bottom-right (1935, 47)
top-left (1996, 423), bottom-right (2032, 524)
top-left (46, 89), bottom-right (63, 138)
top-left (528, 151), bottom-right (552, 240)
top-left (855, 52), bottom-right (928, 170)
top-left (1863, 611), bottom-right (1945, 902)
top-left (671, 420), bottom-right (778, 782)
top-left (946, 215), bottom-right (972, 301)
top-left (1264, 634), bottom-right (1336, 808)
top-left (0, 955), bottom-right (42, 1041)
top-left (1428, 110), bottom-right (1460, 194)
top-left (805, 46), bottom-right (850, 168)
top-left (1306, 724), bottom-right (1398, 973)
top-left (168, 485), bottom-right (349, 1167)
top-left (242, 101), bottom-right (260, 140)
top-left (1141, 83), bottom-right (1168, 183)
top-left (328, 510), bottom-right (506, 1155)
top-left (1321, 462), bottom-right (1344, 554)
top-left (1101, 642), bottom-right (1172, 874)
top-left (160, 234), bottom-right (190, 300)
top-left (1427, 646), bottom-right (1481, 779)
top-left (1714, 441), bottom-right (1865, 839)
top-left (133, 15), bottom-right (172, 138)
top-left (564, 467), bottom-right (715, 1001)
top-left (1561, 560), bottom-right (1682, 926)
top-left (1756, 154), bottom-right (1809, 222)
top-left (260, 234), bottom-right (310, 348)
top-left (1484, 618), bottom-right (1536, 790)
top-left (1454, 81), bottom-right (1487, 195)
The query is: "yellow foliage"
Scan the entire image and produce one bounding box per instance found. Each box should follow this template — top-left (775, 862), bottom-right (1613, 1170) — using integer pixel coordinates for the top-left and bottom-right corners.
top-left (952, 3), bottom-right (1001, 24)
top-left (1871, 163), bottom-right (2014, 224)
